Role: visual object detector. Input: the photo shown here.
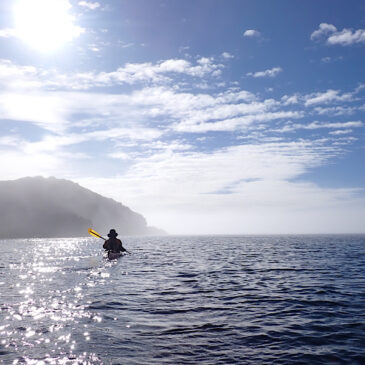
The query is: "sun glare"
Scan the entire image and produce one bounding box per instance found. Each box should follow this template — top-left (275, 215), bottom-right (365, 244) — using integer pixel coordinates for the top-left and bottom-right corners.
top-left (14, 0), bottom-right (83, 52)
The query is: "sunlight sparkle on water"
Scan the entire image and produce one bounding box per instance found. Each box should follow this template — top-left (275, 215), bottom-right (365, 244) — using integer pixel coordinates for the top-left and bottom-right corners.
top-left (0, 237), bottom-right (108, 364)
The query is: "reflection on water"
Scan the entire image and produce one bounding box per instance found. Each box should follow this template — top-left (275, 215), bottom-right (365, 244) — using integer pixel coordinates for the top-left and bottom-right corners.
top-left (0, 238), bottom-right (108, 364)
top-left (0, 235), bottom-right (365, 364)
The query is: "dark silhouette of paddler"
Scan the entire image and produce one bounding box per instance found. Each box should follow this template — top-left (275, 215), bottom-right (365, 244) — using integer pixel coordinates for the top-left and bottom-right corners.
top-left (103, 229), bottom-right (127, 253)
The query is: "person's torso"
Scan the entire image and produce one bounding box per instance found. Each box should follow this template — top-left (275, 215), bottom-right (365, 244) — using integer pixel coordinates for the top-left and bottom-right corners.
top-left (108, 238), bottom-right (122, 252)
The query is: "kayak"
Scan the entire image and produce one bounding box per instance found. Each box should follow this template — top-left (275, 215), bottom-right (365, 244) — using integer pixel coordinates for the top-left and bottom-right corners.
top-left (107, 251), bottom-right (124, 260)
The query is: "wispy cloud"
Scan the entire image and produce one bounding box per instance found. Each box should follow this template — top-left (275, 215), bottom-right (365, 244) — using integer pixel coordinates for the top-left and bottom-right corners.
top-left (247, 67), bottom-right (282, 78)
top-left (0, 91), bottom-right (69, 133)
top-left (309, 120), bottom-right (363, 129)
top-left (311, 23), bottom-right (365, 46)
top-left (76, 138), bottom-right (364, 234)
top-left (329, 129), bottom-right (353, 135)
top-left (0, 56), bottom-right (364, 233)
top-left (321, 56), bottom-right (343, 63)
top-left (78, 1), bottom-right (100, 10)
top-left (0, 147), bottom-right (67, 180)
top-left (314, 106), bottom-right (357, 116)
top-left (0, 28), bottom-right (17, 38)
top-left (281, 94), bottom-right (300, 105)
top-left (174, 111), bottom-right (302, 133)
top-left (0, 58), bottom-right (223, 90)
top-left (1, 59), bottom-right (363, 140)
top-left (304, 89), bottom-right (354, 106)
top-left (222, 52), bottom-right (234, 59)
top-left (278, 121), bottom-right (363, 133)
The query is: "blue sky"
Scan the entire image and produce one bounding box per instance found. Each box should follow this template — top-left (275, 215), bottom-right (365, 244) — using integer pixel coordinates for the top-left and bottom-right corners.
top-left (0, 0), bottom-right (364, 234)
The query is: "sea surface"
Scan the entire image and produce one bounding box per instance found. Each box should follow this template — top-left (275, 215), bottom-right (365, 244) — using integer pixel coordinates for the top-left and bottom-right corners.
top-left (0, 235), bottom-right (364, 364)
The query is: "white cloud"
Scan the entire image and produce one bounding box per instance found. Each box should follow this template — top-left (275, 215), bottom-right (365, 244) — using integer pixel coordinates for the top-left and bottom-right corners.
top-left (0, 135), bottom-right (21, 147)
top-left (76, 140), bottom-right (365, 234)
top-left (0, 91), bottom-right (69, 133)
top-left (0, 149), bottom-right (66, 180)
top-left (281, 85), bottom-right (362, 110)
top-left (118, 41), bottom-right (134, 49)
top-left (0, 59), bottom-right (37, 80)
top-left (311, 23), bottom-right (337, 40)
top-left (87, 127), bottom-right (163, 142)
top-left (0, 58), bottom-right (225, 92)
top-left (278, 121), bottom-right (363, 132)
top-left (78, 1), bottom-right (100, 10)
top-left (0, 85), bottom-right (168, 135)
top-left (0, 61), bottom-right (363, 145)
top-left (0, 125), bottom-right (163, 175)
top-left (306, 121), bottom-right (363, 129)
top-left (174, 111), bottom-right (302, 133)
top-left (247, 67), bottom-right (282, 78)
top-left (355, 84), bottom-right (365, 93)
top-left (0, 28), bottom-right (17, 38)
top-left (329, 129), bottom-right (353, 135)
top-left (311, 23), bottom-right (365, 46)
top-left (108, 152), bottom-right (132, 160)
top-left (3, 61), bottom-right (363, 143)
top-left (328, 28), bottom-right (365, 46)
top-left (321, 56), bottom-right (343, 63)
top-left (0, 57), bottom-right (364, 233)
top-left (88, 44), bottom-right (101, 52)
top-left (314, 106), bottom-right (356, 116)
top-left (68, 58), bottom-right (222, 87)
top-left (281, 94), bottom-right (299, 105)
top-left (222, 52), bottom-right (234, 59)
top-left (243, 29), bottom-right (261, 38)
top-left (305, 89), bottom-right (354, 106)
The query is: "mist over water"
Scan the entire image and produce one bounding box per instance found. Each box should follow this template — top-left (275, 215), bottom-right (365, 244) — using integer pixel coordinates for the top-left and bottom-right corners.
top-left (0, 235), bottom-right (364, 364)
top-left (0, 177), bottom-right (156, 239)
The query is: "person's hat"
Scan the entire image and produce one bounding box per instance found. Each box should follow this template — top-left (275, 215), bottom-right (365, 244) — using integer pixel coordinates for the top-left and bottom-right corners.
top-left (107, 229), bottom-right (118, 237)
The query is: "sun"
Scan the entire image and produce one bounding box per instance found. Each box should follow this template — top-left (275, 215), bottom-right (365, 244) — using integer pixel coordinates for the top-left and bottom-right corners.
top-left (14, 0), bottom-right (84, 52)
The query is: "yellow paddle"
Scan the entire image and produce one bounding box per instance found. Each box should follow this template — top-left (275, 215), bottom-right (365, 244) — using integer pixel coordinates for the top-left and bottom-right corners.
top-left (88, 228), bottom-right (106, 241)
top-left (88, 228), bottom-right (131, 254)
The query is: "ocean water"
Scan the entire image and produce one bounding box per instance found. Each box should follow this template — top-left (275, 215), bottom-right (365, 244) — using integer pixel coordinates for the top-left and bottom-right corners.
top-left (0, 235), bottom-right (364, 365)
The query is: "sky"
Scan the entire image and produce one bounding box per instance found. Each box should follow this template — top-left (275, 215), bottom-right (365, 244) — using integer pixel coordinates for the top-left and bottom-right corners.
top-left (0, 0), bottom-right (364, 234)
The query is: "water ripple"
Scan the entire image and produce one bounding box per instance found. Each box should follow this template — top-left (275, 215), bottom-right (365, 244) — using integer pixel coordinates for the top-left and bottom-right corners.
top-left (0, 235), bottom-right (364, 364)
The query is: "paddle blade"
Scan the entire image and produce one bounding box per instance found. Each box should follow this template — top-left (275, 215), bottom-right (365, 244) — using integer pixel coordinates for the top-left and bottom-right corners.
top-left (88, 228), bottom-right (106, 240)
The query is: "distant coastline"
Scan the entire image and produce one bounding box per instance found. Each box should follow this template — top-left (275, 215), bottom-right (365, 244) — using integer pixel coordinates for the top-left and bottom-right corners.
top-left (0, 176), bottom-right (166, 239)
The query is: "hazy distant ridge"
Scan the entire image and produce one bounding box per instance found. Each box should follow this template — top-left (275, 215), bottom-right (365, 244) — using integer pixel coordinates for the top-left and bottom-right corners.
top-left (0, 177), bottom-right (164, 238)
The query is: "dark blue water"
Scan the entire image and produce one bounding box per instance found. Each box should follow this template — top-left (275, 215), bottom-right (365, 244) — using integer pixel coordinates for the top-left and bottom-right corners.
top-left (0, 235), bottom-right (364, 364)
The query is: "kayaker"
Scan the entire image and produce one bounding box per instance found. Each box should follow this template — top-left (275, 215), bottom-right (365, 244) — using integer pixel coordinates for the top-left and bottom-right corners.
top-left (103, 229), bottom-right (127, 253)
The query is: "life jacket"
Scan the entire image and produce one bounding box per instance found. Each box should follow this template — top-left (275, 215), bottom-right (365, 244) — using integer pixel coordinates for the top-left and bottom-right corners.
top-left (104, 237), bottom-right (123, 253)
